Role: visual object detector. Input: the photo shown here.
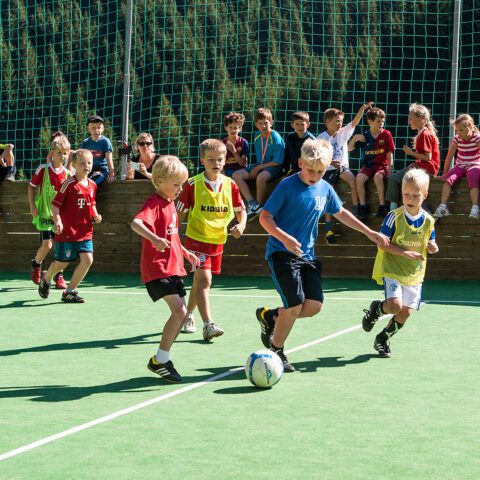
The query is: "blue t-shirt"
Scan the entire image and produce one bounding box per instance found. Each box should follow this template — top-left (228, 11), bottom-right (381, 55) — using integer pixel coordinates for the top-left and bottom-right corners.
top-left (81, 136), bottom-right (113, 168)
top-left (263, 174), bottom-right (343, 260)
top-left (381, 209), bottom-right (436, 241)
top-left (253, 130), bottom-right (285, 167)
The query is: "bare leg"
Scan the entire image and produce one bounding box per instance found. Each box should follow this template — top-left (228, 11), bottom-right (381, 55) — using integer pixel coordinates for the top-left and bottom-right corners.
top-left (373, 172), bottom-right (386, 205)
top-left (35, 239), bottom-right (53, 264)
top-left (160, 294), bottom-right (188, 351)
top-left (255, 170), bottom-right (273, 205)
top-left (67, 252), bottom-right (93, 290)
top-left (193, 268), bottom-right (213, 322)
top-left (232, 170), bottom-right (254, 203)
top-left (356, 173), bottom-right (368, 205)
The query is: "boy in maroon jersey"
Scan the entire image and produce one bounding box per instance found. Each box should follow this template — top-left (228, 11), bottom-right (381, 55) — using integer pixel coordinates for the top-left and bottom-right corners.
top-left (131, 155), bottom-right (200, 383)
top-left (38, 149), bottom-right (102, 303)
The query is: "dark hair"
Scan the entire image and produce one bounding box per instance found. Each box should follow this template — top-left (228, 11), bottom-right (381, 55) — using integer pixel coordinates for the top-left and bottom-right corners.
top-left (224, 112), bottom-right (245, 127)
top-left (323, 108), bottom-right (344, 123)
top-left (291, 111), bottom-right (310, 123)
top-left (365, 107), bottom-right (386, 122)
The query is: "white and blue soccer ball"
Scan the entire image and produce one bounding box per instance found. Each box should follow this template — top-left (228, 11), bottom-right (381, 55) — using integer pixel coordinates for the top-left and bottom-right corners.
top-left (245, 349), bottom-right (284, 388)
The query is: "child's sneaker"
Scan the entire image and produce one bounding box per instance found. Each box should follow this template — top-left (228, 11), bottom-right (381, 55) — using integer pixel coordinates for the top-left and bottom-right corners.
top-left (147, 357), bottom-right (183, 383)
top-left (433, 204), bottom-right (450, 219)
top-left (469, 205), bottom-right (480, 219)
top-left (38, 274), bottom-right (51, 299)
top-left (54, 272), bottom-right (68, 289)
top-left (357, 204), bottom-right (368, 221)
top-left (271, 347), bottom-right (295, 373)
top-left (325, 230), bottom-right (337, 244)
top-left (374, 337), bottom-right (392, 358)
top-left (4, 171), bottom-right (15, 181)
top-left (61, 290), bottom-right (85, 303)
top-left (181, 314), bottom-right (196, 333)
top-left (247, 202), bottom-right (262, 222)
top-left (376, 205), bottom-right (388, 217)
top-left (362, 300), bottom-right (382, 332)
top-left (256, 307), bottom-right (275, 348)
top-left (31, 260), bottom-right (42, 285)
top-left (203, 322), bottom-right (224, 341)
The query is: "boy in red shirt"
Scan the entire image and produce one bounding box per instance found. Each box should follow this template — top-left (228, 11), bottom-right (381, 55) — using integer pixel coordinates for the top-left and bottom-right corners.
top-left (177, 139), bottom-right (247, 339)
top-left (38, 149), bottom-right (102, 303)
top-left (131, 156), bottom-right (200, 383)
top-left (28, 134), bottom-right (71, 288)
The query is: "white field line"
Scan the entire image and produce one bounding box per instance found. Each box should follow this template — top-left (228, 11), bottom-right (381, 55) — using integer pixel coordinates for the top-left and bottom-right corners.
top-left (0, 324), bottom-right (360, 462)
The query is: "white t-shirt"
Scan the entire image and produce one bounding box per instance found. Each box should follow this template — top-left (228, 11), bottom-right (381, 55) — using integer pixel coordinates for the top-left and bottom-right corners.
top-left (317, 121), bottom-right (355, 170)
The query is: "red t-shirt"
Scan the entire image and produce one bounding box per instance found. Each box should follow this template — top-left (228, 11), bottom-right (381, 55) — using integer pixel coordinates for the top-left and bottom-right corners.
top-left (30, 164), bottom-right (69, 191)
top-left (222, 136), bottom-right (248, 171)
top-left (413, 128), bottom-right (440, 175)
top-left (135, 193), bottom-right (186, 284)
top-left (176, 176), bottom-right (244, 255)
top-left (52, 177), bottom-right (97, 242)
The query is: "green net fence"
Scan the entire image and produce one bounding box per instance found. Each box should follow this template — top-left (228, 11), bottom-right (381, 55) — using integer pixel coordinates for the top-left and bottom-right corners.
top-left (0, 0), bottom-right (478, 179)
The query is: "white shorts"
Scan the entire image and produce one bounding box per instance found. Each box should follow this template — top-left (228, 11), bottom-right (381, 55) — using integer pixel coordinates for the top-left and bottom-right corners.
top-left (383, 277), bottom-right (422, 310)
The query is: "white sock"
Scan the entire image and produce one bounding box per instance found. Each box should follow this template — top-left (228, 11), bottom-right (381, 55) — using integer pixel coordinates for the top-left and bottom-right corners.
top-left (440, 203), bottom-right (447, 208)
top-left (155, 348), bottom-right (169, 364)
top-left (203, 320), bottom-right (212, 327)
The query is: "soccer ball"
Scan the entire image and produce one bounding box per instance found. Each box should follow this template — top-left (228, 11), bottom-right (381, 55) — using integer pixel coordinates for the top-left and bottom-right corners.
top-left (245, 349), bottom-right (284, 388)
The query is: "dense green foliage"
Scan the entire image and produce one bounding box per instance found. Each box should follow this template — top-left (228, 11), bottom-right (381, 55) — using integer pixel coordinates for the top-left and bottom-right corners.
top-left (0, 0), bottom-right (477, 177)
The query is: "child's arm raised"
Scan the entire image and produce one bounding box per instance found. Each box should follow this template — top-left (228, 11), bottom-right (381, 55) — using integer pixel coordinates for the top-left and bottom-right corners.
top-left (351, 102), bottom-right (374, 127)
top-left (333, 207), bottom-right (389, 247)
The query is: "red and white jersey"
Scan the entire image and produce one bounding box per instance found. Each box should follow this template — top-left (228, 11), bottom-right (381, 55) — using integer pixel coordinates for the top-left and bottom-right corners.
top-left (453, 133), bottom-right (480, 168)
top-left (52, 177), bottom-right (97, 242)
top-left (30, 164), bottom-right (68, 192)
top-left (134, 193), bottom-right (186, 284)
top-left (176, 174), bottom-right (244, 255)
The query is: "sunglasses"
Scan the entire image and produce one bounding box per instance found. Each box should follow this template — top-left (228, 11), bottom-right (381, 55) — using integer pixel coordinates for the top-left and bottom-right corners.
top-left (137, 142), bottom-right (152, 147)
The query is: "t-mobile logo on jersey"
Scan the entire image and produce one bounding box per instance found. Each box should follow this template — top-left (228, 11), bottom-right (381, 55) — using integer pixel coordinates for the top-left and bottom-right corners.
top-left (77, 198), bottom-right (86, 208)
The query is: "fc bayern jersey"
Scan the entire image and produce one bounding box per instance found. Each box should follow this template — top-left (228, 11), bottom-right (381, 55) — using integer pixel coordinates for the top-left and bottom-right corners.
top-left (263, 174), bottom-right (343, 260)
top-left (135, 193), bottom-right (186, 283)
top-left (30, 164), bottom-right (68, 191)
top-left (52, 177), bottom-right (97, 242)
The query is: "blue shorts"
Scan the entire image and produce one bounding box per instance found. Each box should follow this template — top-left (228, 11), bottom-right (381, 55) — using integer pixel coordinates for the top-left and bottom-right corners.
top-left (244, 163), bottom-right (283, 180)
top-left (89, 163), bottom-right (109, 185)
top-left (55, 240), bottom-right (94, 262)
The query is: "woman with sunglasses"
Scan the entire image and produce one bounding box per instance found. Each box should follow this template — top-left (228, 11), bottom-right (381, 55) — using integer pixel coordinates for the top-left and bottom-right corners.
top-left (126, 132), bottom-right (160, 180)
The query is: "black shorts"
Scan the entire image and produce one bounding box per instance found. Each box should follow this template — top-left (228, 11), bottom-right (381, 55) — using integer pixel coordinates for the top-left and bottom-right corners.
top-left (267, 251), bottom-right (324, 309)
top-left (145, 276), bottom-right (186, 302)
top-left (323, 166), bottom-right (348, 186)
top-left (39, 230), bottom-right (55, 241)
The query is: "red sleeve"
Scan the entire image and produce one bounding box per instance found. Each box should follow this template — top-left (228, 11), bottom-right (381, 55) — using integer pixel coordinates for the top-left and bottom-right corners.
top-left (416, 130), bottom-right (432, 154)
top-left (135, 196), bottom-right (157, 230)
top-left (385, 131), bottom-right (395, 153)
top-left (231, 181), bottom-right (245, 209)
top-left (52, 181), bottom-right (69, 209)
top-left (30, 165), bottom-right (46, 187)
top-left (176, 180), bottom-right (194, 212)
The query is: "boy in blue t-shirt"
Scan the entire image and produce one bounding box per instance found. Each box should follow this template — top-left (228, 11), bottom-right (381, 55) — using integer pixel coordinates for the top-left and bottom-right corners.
top-left (232, 107), bottom-right (284, 219)
top-left (80, 115), bottom-right (114, 185)
top-left (256, 138), bottom-right (388, 373)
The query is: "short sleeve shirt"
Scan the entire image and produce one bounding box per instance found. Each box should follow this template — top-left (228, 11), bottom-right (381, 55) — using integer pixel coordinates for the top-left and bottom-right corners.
top-left (81, 136), bottom-right (113, 167)
top-left (317, 122), bottom-right (355, 169)
top-left (263, 174), bottom-right (343, 260)
top-left (30, 164), bottom-right (69, 191)
top-left (134, 193), bottom-right (186, 283)
top-left (358, 129), bottom-right (395, 169)
top-left (252, 130), bottom-right (285, 166)
top-left (413, 129), bottom-right (440, 175)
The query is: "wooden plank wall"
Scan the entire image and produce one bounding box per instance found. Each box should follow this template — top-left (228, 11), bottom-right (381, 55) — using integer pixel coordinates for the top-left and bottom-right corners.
top-left (1, 178), bottom-right (479, 279)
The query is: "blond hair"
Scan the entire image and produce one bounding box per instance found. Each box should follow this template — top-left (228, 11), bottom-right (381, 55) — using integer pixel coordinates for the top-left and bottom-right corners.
top-left (300, 138), bottom-right (333, 168)
top-left (72, 149), bottom-right (93, 164)
top-left (323, 108), bottom-right (344, 123)
top-left (402, 168), bottom-right (430, 195)
top-left (199, 138), bottom-right (226, 159)
top-left (409, 103), bottom-right (438, 142)
top-left (51, 135), bottom-right (71, 152)
top-left (151, 155), bottom-right (188, 188)
top-left (452, 114), bottom-right (480, 135)
top-left (134, 132), bottom-right (155, 153)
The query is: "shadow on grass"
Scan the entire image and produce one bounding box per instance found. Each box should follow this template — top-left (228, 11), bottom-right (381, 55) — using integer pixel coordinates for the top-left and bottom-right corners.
top-left (294, 354), bottom-right (377, 372)
top-left (0, 332), bottom-right (161, 357)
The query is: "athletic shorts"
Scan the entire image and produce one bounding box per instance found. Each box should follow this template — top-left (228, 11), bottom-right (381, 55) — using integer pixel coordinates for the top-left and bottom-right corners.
top-left (359, 165), bottom-right (389, 179)
top-left (89, 163), bottom-right (109, 185)
top-left (383, 277), bottom-right (422, 310)
top-left (39, 230), bottom-right (55, 241)
top-left (54, 240), bottom-right (93, 262)
top-left (145, 276), bottom-right (186, 302)
top-left (244, 163), bottom-right (284, 180)
top-left (267, 251), bottom-right (324, 309)
top-left (190, 251), bottom-right (223, 275)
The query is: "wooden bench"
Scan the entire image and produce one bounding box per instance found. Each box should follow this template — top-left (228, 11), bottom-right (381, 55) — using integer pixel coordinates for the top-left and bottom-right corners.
top-left (1, 178), bottom-right (479, 279)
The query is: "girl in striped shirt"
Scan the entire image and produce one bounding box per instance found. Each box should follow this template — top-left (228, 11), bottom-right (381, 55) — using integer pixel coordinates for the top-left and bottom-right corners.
top-left (434, 114), bottom-right (480, 219)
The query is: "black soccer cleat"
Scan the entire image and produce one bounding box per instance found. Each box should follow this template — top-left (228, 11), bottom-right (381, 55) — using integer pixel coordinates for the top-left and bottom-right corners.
top-left (147, 357), bottom-right (183, 383)
top-left (38, 276), bottom-right (51, 299)
top-left (61, 290), bottom-right (85, 303)
top-left (374, 337), bottom-right (392, 358)
top-left (271, 347), bottom-right (295, 373)
top-left (256, 307), bottom-right (275, 348)
top-left (362, 300), bottom-right (382, 332)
